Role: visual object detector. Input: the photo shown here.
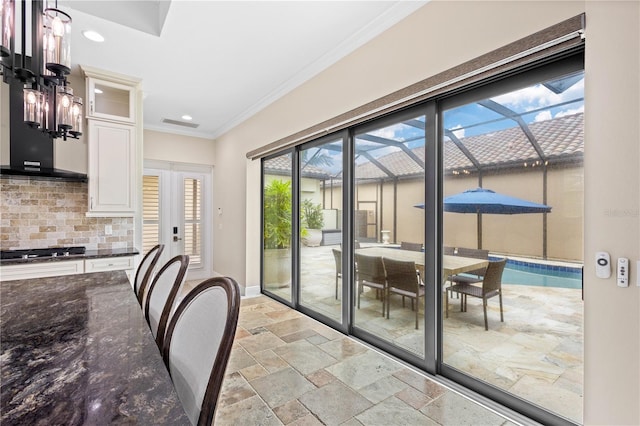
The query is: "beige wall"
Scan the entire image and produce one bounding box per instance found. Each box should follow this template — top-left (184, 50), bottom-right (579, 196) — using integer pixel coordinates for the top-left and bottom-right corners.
top-left (213, 1), bottom-right (639, 423)
top-left (442, 165), bottom-right (584, 262)
top-left (583, 2), bottom-right (640, 425)
top-left (143, 129), bottom-right (215, 165)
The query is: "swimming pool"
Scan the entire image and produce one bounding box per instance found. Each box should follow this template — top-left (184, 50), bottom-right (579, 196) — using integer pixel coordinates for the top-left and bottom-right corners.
top-left (498, 258), bottom-right (583, 289)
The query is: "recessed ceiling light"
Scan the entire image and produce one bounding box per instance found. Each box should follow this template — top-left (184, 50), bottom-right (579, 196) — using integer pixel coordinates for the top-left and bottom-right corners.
top-left (94, 88), bottom-right (103, 94)
top-left (82, 30), bottom-right (104, 43)
top-left (181, 115), bottom-right (193, 121)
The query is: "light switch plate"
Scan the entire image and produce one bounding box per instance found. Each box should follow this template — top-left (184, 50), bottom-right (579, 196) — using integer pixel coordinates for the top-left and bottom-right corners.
top-left (637, 261), bottom-right (640, 287)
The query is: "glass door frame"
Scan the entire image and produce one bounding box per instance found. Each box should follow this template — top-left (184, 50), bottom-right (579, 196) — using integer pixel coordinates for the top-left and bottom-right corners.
top-left (143, 160), bottom-right (213, 281)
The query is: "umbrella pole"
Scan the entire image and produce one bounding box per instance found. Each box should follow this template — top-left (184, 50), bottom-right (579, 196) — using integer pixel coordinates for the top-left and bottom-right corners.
top-left (477, 212), bottom-right (483, 249)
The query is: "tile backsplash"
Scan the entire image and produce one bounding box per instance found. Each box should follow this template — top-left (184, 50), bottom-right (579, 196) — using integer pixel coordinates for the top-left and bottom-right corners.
top-left (1, 178), bottom-right (133, 250)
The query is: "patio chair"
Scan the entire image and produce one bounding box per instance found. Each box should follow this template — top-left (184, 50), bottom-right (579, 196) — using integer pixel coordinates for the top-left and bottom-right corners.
top-left (400, 241), bottom-right (422, 252)
top-left (383, 257), bottom-right (425, 329)
top-left (447, 247), bottom-right (490, 285)
top-left (446, 258), bottom-right (507, 330)
top-left (332, 248), bottom-right (342, 299)
top-left (355, 253), bottom-right (386, 316)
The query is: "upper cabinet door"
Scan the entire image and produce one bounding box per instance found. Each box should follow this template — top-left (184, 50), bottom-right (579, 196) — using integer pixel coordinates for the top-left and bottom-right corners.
top-left (81, 65), bottom-right (141, 123)
top-left (87, 120), bottom-right (136, 216)
top-left (87, 78), bottom-right (135, 123)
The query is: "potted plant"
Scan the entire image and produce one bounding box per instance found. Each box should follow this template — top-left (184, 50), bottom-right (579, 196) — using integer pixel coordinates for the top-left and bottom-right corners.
top-left (301, 199), bottom-right (324, 247)
top-left (263, 179), bottom-right (292, 286)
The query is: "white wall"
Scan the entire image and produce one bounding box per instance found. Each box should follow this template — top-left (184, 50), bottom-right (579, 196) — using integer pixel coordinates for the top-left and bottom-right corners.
top-left (213, 1), bottom-right (639, 424)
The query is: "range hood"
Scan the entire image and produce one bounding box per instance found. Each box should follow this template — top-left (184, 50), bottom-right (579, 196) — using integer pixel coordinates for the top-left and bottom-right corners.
top-left (0, 73), bottom-right (87, 183)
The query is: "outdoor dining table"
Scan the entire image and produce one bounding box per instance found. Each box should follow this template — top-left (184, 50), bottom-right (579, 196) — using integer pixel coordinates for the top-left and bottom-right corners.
top-left (355, 246), bottom-right (489, 284)
top-left (0, 270), bottom-right (189, 425)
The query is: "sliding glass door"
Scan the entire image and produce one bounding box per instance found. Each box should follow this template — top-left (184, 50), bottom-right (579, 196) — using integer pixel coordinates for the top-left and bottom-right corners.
top-left (352, 110), bottom-right (427, 358)
top-left (440, 62), bottom-right (584, 424)
top-left (262, 152), bottom-right (294, 303)
top-left (260, 52), bottom-right (584, 426)
top-left (297, 137), bottom-right (344, 323)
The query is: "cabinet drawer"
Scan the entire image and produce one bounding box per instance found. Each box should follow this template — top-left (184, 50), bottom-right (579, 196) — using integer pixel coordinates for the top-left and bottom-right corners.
top-left (0, 260), bottom-right (84, 281)
top-left (85, 256), bottom-right (134, 273)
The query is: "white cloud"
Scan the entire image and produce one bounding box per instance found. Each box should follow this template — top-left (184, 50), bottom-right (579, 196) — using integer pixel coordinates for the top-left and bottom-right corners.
top-left (451, 125), bottom-right (465, 139)
top-left (555, 105), bottom-right (584, 118)
top-left (370, 123), bottom-right (406, 141)
top-left (490, 77), bottom-right (584, 112)
top-left (534, 111), bottom-right (552, 122)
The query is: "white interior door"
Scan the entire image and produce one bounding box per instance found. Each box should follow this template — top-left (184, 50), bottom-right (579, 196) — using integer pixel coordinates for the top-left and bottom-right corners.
top-left (143, 161), bottom-right (212, 281)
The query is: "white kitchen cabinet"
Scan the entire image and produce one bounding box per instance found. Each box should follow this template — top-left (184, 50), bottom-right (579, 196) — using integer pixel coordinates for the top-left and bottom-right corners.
top-left (86, 78), bottom-right (136, 123)
top-left (81, 65), bottom-right (142, 219)
top-left (0, 260), bottom-right (84, 281)
top-left (0, 256), bottom-right (135, 283)
top-left (85, 256), bottom-right (135, 283)
top-left (87, 120), bottom-right (136, 216)
top-left (81, 65), bottom-right (140, 123)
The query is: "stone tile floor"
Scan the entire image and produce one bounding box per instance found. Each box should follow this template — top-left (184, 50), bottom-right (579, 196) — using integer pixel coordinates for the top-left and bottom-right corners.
top-left (212, 295), bottom-right (519, 426)
top-left (260, 245), bottom-right (583, 424)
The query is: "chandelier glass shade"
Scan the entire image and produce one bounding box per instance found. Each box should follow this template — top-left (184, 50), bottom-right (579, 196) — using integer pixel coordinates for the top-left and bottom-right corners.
top-left (1, 0), bottom-right (12, 59)
top-left (1, 0), bottom-right (82, 140)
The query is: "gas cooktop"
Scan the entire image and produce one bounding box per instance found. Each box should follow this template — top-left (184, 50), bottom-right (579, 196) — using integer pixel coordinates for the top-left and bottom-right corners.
top-left (0, 246), bottom-right (86, 260)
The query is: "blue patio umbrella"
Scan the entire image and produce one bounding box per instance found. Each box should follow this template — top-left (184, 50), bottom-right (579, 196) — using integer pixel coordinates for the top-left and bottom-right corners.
top-left (415, 188), bottom-right (551, 248)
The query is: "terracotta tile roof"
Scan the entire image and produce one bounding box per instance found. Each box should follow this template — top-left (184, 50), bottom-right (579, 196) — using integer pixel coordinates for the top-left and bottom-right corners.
top-left (264, 113), bottom-right (583, 180)
top-left (358, 113), bottom-right (583, 179)
top-left (264, 154), bottom-right (332, 179)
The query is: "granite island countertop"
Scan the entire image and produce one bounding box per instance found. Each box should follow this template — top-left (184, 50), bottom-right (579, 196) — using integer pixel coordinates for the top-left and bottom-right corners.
top-left (0, 270), bottom-right (189, 425)
top-left (0, 247), bottom-right (139, 266)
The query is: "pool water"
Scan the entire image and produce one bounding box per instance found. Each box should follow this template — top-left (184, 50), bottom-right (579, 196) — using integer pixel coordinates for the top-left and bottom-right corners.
top-left (502, 262), bottom-right (583, 289)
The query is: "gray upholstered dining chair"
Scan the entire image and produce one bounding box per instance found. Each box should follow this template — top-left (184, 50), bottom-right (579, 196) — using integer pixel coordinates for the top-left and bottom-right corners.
top-left (144, 255), bottom-right (189, 349)
top-left (134, 244), bottom-right (164, 306)
top-left (355, 253), bottom-right (386, 316)
top-left (162, 276), bottom-right (240, 426)
top-left (383, 257), bottom-right (425, 329)
top-left (446, 258), bottom-right (507, 330)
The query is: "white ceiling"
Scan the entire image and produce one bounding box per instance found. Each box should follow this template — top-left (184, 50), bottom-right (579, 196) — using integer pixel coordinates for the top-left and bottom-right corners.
top-left (59, 1), bottom-right (427, 139)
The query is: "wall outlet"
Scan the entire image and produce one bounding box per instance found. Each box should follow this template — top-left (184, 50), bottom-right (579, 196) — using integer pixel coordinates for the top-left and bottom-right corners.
top-left (105, 224), bottom-right (113, 235)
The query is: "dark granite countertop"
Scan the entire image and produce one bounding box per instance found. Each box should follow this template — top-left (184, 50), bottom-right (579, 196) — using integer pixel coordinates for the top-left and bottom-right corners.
top-left (0, 247), bottom-right (139, 266)
top-left (1, 271), bottom-right (189, 425)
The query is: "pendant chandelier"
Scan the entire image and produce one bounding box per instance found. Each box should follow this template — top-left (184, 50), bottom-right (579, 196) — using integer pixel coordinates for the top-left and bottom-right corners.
top-left (0, 0), bottom-right (82, 140)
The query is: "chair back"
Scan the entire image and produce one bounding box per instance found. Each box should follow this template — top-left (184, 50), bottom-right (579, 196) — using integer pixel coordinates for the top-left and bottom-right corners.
top-left (162, 277), bottom-right (240, 426)
top-left (455, 247), bottom-right (489, 259)
top-left (355, 253), bottom-right (385, 284)
top-left (482, 258), bottom-right (507, 293)
top-left (134, 244), bottom-right (164, 305)
top-left (145, 255), bottom-right (189, 349)
top-left (400, 241), bottom-right (422, 252)
top-left (383, 257), bottom-right (420, 293)
top-left (332, 248), bottom-right (342, 274)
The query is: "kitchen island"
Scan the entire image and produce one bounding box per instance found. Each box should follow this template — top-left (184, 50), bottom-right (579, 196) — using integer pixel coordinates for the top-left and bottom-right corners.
top-left (0, 270), bottom-right (189, 425)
